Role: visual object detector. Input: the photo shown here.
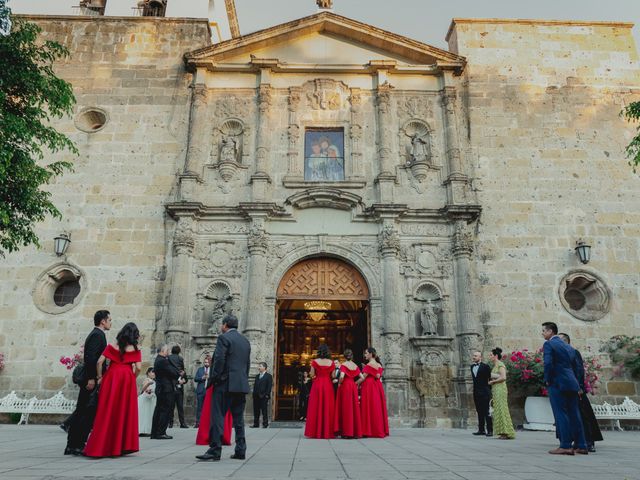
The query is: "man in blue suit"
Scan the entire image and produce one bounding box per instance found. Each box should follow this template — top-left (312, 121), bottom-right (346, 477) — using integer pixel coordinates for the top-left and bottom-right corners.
top-left (193, 355), bottom-right (210, 428)
top-left (542, 322), bottom-right (587, 455)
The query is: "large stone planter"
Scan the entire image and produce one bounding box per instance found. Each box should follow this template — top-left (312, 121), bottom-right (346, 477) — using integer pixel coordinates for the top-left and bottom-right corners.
top-left (523, 396), bottom-right (555, 431)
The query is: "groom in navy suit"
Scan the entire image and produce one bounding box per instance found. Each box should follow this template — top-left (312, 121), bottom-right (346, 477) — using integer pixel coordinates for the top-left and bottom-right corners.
top-left (542, 322), bottom-right (587, 455)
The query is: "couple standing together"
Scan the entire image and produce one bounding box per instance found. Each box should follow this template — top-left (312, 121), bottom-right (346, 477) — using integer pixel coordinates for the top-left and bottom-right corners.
top-left (196, 314), bottom-right (251, 462)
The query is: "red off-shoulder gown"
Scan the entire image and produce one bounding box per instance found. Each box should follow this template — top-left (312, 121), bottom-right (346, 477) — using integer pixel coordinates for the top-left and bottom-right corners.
top-left (304, 360), bottom-right (335, 439)
top-left (84, 345), bottom-right (141, 457)
top-left (334, 364), bottom-right (362, 438)
top-left (360, 364), bottom-right (389, 438)
top-left (196, 386), bottom-right (233, 446)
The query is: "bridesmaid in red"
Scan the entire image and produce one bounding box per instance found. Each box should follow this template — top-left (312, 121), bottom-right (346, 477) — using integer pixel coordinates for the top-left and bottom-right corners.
top-left (304, 344), bottom-right (335, 439)
top-left (358, 347), bottom-right (389, 438)
top-left (334, 349), bottom-right (363, 438)
top-left (84, 323), bottom-right (142, 457)
top-left (196, 386), bottom-right (233, 446)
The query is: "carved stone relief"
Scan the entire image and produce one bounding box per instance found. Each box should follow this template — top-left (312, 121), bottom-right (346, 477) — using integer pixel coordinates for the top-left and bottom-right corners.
top-left (213, 96), bottom-right (253, 119)
top-left (398, 95), bottom-right (434, 121)
top-left (204, 281), bottom-right (233, 334)
top-left (194, 241), bottom-right (247, 278)
top-left (304, 79), bottom-right (348, 110)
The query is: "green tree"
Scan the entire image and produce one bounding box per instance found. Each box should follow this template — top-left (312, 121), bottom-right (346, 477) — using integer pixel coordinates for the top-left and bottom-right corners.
top-left (0, 11), bottom-right (77, 256)
top-left (621, 101), bottom-right (640, 172)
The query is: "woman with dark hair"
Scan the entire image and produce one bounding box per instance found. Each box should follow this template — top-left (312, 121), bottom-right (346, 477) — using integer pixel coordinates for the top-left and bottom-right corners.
top-left (334, 349), bottom-right (363, 438)
top-left (304, 344), bottom-right (336, 439)
top-left (488, 347), bottom-right (515, 439)
top-left (84, 322), bottom-right (142, 457)
top-left (138, 367), bottom-right (156, 437)
top-left (358, 347), bottom-right (389, 438)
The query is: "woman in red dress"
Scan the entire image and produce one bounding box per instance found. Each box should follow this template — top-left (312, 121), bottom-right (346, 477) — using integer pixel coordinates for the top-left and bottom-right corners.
top-left (334, 349), bottom-right (363, 438)
top-left (84, 323), bottom-right (142, 457)
top-left (358, 347), bottom-right (389, 438)
top-left (196, 386), bottom-right (233, 446)
top-left (304, 344), bottom-right (335, 439)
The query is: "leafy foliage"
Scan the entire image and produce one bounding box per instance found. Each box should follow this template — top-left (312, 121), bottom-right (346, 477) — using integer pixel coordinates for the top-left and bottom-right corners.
top-left (621, 101), bottom-right (640, 172)
top-left (0, 14), bottom-right (77, 255)
top-left (601, 335), bottom-right (640, 379)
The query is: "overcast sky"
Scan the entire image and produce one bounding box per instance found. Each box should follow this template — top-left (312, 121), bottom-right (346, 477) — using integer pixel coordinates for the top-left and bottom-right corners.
top-left (235, 0), bottom-right (640, 51)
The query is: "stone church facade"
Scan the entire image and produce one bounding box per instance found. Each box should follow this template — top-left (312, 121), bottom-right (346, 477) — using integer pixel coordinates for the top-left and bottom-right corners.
top-left (1, 10), bottom-right (638, 426)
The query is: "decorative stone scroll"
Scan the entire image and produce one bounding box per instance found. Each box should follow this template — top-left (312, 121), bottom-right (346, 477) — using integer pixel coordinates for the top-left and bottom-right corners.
top-left (304, 79), bottom-right (348, 111)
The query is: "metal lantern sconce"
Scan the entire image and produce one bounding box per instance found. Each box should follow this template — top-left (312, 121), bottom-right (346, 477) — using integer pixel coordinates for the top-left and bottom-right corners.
top-left (54, 233), bottom-right (71, 256)
top-left (575, 240), bottom-right (591, 265)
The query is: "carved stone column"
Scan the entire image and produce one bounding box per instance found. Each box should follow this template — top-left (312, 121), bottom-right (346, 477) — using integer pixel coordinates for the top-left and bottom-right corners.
top-left (251, 83), bottom-right (273, 199)
top-left (451, 220), bottom-right (482, 373)
top-left (441, 87), bottom-right (472, 206)
top-left (243, 219), bottom-right (268, 370)
top-left (165, 217), bottom-right (195, 346)
top-left (286, 87), bottom-right (302, 177)
top-left (184, 84), bottom-right (209, 176)
top-left (349, 88), bottom-right (363, 177)
top-left (378, 223), bottom-right (403, 368)
top-left (375, 82), bottom-right (396, 202)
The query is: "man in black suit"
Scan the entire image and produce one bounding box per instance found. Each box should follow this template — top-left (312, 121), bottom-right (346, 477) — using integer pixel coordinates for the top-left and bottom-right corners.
top-left (197, 314), bottom-right (251, 462)
top-left (65, 310), bottom-right (111, 455)
top-left (251, 362), bottom-right (273, 428)
top-left (168, 345), bottom-right (188, 429)
top-left (151, 344), bottom-right (181, 439)
top-left (471, 350), bottom-right (493, 437)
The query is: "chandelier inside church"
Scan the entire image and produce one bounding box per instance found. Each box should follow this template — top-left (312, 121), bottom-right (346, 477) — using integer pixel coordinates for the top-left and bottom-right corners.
top-left (304, 301), bottom-right (332, 321)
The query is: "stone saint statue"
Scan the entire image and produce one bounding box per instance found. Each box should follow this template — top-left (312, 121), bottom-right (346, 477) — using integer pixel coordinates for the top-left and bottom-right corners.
top-left (219, 136), bottom-right (237, 163)
top-left (316, 0), bottom-right (333, 8)
top-left (208, 295), bottom-right (232, 334)
top-left (420, 300), bottom-right (439, 336)
top-left (409, 133), bottom-right (429, 164)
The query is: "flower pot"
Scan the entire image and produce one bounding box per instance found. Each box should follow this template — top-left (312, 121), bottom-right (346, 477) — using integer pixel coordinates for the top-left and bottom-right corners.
top-left (523, 396), bottom-right (555, 431)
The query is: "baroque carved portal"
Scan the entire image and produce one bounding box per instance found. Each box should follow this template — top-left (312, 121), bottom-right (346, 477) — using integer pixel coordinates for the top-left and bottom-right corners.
top-left (277, 258), bottom-right (369, 300)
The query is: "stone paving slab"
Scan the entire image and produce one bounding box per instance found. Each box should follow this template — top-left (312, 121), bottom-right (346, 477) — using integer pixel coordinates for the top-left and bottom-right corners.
top-left (0, 425), bottom-right (638, 480)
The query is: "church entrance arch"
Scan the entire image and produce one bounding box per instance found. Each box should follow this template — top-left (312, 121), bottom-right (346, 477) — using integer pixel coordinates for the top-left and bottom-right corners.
top-left (274, 256), bottom-right (370, 421)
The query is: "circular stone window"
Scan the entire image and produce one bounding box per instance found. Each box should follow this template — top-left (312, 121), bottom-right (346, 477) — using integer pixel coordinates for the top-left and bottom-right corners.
top-left (74, 108), bottom-right (108, 133)
top-left (558, 270), bottom-right (611, 321)
top-left (33, 263), bottom-right (87, 314)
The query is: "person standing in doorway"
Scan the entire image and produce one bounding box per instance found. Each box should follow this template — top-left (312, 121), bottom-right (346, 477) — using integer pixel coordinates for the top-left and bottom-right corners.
top-left (251, 362), bottom-right (273, 428)
top-left (64, 310), bottom-right (111, 456)
top-left (168, 345), bottom-right (188, 429)
top-left (470, 350), bottom-right (493, 437)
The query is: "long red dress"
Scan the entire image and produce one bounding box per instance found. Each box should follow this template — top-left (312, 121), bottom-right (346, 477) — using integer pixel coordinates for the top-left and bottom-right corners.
top-left (304, 359), bottom-right (335, 439)
top-left (360, 364), bottom-right (389, 438)
top-left (334, 364), bottom-right (362, 438)
top-left (196, 386), bottom-right (232, 446)
top-left (84, 345), bottom-right (141, 457)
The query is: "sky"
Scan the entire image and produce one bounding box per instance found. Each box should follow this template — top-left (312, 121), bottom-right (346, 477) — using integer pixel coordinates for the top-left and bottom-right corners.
top-left (234, 0), bottom-right (640, 51)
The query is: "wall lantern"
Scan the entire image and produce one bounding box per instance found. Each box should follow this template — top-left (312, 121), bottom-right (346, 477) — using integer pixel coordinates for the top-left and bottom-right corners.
top-left (575, 239), bottom-right (591, 265)
top-left (54, 233), bottom-right (71, 256)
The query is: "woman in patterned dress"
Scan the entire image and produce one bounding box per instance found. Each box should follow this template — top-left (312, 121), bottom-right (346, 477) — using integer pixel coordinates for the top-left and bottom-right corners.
top-left (488, 347), bottom-right (515, 439)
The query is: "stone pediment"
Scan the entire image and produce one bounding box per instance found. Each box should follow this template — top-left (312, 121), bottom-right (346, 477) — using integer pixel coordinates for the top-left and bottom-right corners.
top-left (185, 12), bottom-right (465, 73)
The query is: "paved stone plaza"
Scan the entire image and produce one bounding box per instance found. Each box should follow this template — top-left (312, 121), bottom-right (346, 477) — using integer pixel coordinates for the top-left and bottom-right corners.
top-left (0, 425), bottom-right (638, 480)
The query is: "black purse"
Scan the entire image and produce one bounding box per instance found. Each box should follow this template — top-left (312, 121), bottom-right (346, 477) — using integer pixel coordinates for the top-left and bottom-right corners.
top-left (72, 364), bottom-right (86, 385)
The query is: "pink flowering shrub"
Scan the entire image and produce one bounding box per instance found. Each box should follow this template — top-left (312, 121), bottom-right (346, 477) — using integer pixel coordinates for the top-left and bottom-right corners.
top-left (59, 347), bottom-right (83, 370)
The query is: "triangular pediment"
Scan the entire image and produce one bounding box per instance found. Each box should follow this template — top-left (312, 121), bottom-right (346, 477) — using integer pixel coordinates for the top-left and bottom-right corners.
top-left (185, 12), bottom-right (465, 72)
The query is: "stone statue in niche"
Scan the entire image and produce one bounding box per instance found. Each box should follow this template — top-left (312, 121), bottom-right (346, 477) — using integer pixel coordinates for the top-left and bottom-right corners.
top-left (409, 133), bottom-right (429, 165)
top-left (208, 295), bottom-right (233, 334)
top-left (219, 136), bottom-right (238, 164)
top-left (420, 299), bottom-right (440, 336)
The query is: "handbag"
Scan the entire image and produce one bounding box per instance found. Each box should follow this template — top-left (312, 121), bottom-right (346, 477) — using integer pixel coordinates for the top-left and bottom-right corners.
top-left (72, 364), bottom-right (86, 385)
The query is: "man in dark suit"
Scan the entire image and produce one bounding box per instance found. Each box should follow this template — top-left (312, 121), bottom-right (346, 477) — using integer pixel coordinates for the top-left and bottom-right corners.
top-left (196, 314), bottom-right (251, 462)
top-left (193, 355), bottom-right (211, 428)
top-left (151, 344), bottom-right (181, 440)
top-left (251, 362), bottom-right (273, 428)
top-left (470, 350), bottom-right (493, 437)
top-left (168, 345), bottom-right (188, 429)
top-left (65, 310), bottom-right (111, 455)
top-left (542, 322), bottom-right (587, 455)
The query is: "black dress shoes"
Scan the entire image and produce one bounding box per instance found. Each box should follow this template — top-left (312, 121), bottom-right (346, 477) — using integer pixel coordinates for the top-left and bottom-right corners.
top-left (150, 434), bottom-right (173, 440)
top-left (472, 431), bottom-right (486, 436)
top-left (486, 432), bottom-right (493, 437)
top-left (196, 449), bottom-right (221, 461)
top-left (262, 424), bottom-right (268, 428)
top-left (64, 447), bottom-right (83, 456)
top-left (230, 453), bottom-right (246, 460)
top-left (180, 425), bottom-right (189, 429)
top-left (250, 425), bottom-right (259, 428)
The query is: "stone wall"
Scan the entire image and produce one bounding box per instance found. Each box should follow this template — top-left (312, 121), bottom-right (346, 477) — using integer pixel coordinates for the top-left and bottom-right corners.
top-left (449, 19), bottom-right (640, 399)
top-left (0, 16), bottom-right (210, 396)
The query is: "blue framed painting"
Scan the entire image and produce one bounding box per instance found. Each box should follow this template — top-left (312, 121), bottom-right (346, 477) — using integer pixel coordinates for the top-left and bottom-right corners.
top-left (304, 129), bottom-right (345, 182)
